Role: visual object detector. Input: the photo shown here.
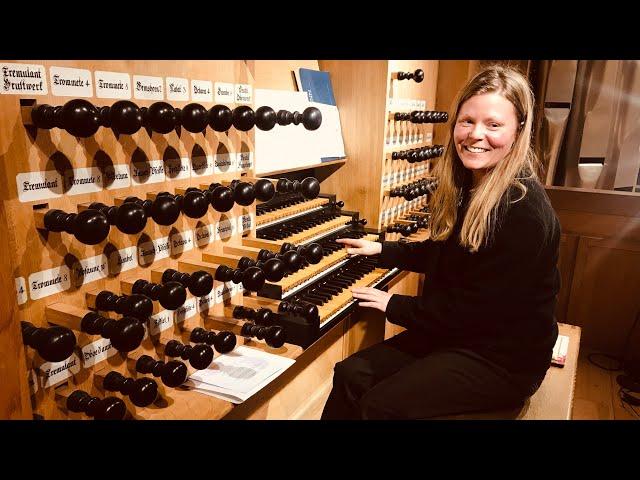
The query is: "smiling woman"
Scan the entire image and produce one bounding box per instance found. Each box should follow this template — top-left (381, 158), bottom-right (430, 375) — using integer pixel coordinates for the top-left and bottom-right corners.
top-left (322, 65), bottom-right (562, 420)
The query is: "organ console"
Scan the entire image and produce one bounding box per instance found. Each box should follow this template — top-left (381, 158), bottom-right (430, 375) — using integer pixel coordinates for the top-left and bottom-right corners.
top-left (7, 60), bottom-right (434, 421)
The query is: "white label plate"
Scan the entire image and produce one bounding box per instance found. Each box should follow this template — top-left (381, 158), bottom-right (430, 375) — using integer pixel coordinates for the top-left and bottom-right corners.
top-left (17, 170), bottom-right (63, 202)
top-left (191, 80), bottom-right (213, 102)
top-left (166, 77), bottom-right (189, 101)
top-left (133, 75), bottom-right (164, 100)
top-left (49, 66), bottom-right (92, 97)
top-left (94, 71), bottom-right (131, 99)
top-left (1, 63), bottom-right (47, 95)
top-left (29, 265), bottom-right (71, 300)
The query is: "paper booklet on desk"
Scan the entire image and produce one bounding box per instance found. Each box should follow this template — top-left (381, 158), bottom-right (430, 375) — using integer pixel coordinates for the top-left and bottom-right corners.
top-left (297, 68), bottom-right (346, 162)
top-left (183, 345), bottom-right (296, 404)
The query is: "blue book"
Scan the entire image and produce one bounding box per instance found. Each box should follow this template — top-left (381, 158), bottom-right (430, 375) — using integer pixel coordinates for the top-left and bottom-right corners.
top-left (298, 68), bottom-right (336, 106)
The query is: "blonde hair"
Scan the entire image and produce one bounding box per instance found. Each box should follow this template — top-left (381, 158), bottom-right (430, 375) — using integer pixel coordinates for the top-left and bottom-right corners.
top-left (429, 65), bottom-right (540, 252)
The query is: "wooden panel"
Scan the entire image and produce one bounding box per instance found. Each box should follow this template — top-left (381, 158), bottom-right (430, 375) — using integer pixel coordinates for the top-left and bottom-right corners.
top-left (547, 186), bottom-right (640, 218)
top-left (556, 234), bottom-right (579, 322)
top-left (251, 60), bottom-right (320, 91)
top-left (317, 60), bottom-right (388, 228)
top-left (567, 236), bottom-right (640, 354)
top-left (343, 308), bottom-right (387, 358)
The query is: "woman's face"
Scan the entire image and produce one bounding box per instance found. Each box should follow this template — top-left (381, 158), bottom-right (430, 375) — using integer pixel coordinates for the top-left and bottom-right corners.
top-left (453, 93), bottom-right (519, 179)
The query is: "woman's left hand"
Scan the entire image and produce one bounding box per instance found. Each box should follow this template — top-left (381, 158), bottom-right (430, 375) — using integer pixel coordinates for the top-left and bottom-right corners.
top-left (351, 287), bottom-right (393, 313)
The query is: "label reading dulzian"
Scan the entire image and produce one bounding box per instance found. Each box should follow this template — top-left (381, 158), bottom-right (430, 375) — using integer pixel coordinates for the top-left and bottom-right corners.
top-left (94, 71), bottom-right (131, 99)
top-left (49, 66), bottom-right (93, 97)
top-left (194, 224), bottom-right (215, 248)
top-left (1, 63), bottom-right (47, 95)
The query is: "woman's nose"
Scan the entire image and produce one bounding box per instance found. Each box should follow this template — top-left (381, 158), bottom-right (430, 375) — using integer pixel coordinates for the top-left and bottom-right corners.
top-left (468, 123), bottom-right (485, 139)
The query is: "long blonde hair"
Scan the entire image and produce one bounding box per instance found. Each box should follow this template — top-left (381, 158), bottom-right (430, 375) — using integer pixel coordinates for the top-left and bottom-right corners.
top-left (429, 65), bottom-right (540, 252)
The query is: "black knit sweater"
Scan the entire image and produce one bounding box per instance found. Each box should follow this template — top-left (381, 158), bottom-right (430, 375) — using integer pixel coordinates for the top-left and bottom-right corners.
top-left (381, 178), bottom-right (560, 375)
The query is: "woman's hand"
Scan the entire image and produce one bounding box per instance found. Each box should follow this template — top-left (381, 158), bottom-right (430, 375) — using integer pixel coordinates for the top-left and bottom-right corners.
top-left (336, 238), bottom-right (382, 256)
top-left (351, 287), bottom-right (392, 313)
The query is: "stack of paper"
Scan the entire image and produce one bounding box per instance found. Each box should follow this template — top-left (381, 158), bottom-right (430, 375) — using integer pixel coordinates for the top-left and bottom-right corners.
top-left (183, 346), bottom-right (296, 404)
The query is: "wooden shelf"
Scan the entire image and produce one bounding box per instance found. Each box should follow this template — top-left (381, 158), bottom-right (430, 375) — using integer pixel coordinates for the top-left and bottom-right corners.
top-left (256, 159), bottom-right (347, 178)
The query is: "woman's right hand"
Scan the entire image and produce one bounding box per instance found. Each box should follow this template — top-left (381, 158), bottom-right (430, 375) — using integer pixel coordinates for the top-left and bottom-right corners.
top-left (336, 238), bottom-right (382, 256)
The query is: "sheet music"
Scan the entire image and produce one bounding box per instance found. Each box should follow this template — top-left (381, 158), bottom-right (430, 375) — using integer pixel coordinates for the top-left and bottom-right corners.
top-left (184, 345), bottom-right (295, 404)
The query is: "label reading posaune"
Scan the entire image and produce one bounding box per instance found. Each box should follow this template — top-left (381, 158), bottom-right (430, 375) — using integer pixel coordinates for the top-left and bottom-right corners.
top-left (49, 66), bottom-right (93, 97)
top-left (133, 75), bottom-right (164, 100)
top-left (130, 159), bottom-right (166, 185)
top-left (94, 71), bottom-right (131, 99)
top-left (166, 77), bottom-right (189, 101)
top-left (17, 170), bottom-right (63, 202)
top-left (235, 83), bottom-right (252, 104)
top-left (237, 152), bottom-right (253, 171)
top-left (40, 353), bottom-right (81, 388)
top-left (71, 254), bottom-right (109, 287)
top-left (191, 80), bottom-right (213, 102)
top-left (81, 337), bottom-right (116, 368)
top-left (174, 297), bottom-right (197, 324)
top-left (108, 246), bottom-right (137, 274)
top-left (64, 167), bottom-right (104, 195)
top-left (197, 291), bottom-right (216, 312)
top-left (191, 155), bottom-right (215, 177)
top-left (164, 157), bottom-right (191, 181)
top-left (194, 224), bottom-right (215, 247)
top-left (170, 230), bottom-right (193, 256)
top-left (29, 265), bottom-right (71, 300)
top-left (104, 164), bottom-right (131, 190)
top-left (213, 153), bottom-right (235, 174)
top-left (214, 82), bottom-right (235, 104)
top-left (149, 310), bottom-right (172, 336)
top-left (1, 63), bottom-right (47, 95)
top-left (138, 236), bottom-right (171, 266)
top-left (16, 277), bottom-right (27, 305)
top-left (216, 217), bottom-right (236, 240)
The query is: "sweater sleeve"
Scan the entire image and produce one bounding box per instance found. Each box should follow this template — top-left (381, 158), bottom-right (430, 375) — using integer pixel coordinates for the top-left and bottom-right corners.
top-left (379, 239), bottom-right (441, 274)
top-left (385, 200), bottom-right (554, 336)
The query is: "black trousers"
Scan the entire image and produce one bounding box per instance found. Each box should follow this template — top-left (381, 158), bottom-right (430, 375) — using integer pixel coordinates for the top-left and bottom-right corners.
top-left (321, 329), bottom-right (547, 420)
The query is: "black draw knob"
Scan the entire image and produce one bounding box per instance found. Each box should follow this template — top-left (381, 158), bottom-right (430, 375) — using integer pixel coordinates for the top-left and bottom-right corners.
top-left (301, 106), bottom-right (322, 131)
top-left (300, 177), bottom-right (320, 199)
top-left (165, 340), bottom-right (213, 370)
top-left (67, 390), bottom-right (127, 420)
top-left (21, 321), bottom-right (76, 362)
top-left (181, 103), bottom-right (209, 133)
top-left (145, 102), bottom-right (177, 134)
top-left (59, 99), bottom-right (101, 137)
top-left (103, 371), bottom-right (158, 408)
top-left (231, 181), bottom-right (256, 206)
top-left (150, 195), bottom-right (181, 226)
top-left (255, 106), bottom-right (277, 131)
top-left (208, 184), bottom-right (235, 212)
top-left (241, 323), bottom-right (286, 349)
top-left (232, 105), bottom-right (255, 131)
top-left (181, 189), bottom-right (209, 219)
top-left (254, 179), bottom-right (276, 202)
top-left (208, 104), bottom-right (233, 132)
top-left (109, 100), bottom-right (143, 135)
top-left (80, 312), bottom-right (145, 353)
top-left (43, 208), bottom-right (110, 245)
top-left (136, 355), bottom-right (188, 388)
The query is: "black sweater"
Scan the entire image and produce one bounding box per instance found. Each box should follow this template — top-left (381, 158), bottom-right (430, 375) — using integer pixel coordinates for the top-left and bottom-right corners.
top-left (381, 179), bottom-right (560, 375)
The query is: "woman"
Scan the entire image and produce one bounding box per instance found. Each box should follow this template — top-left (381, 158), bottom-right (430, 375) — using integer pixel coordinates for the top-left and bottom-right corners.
top-left (321, 65), bottom-right (561, 420)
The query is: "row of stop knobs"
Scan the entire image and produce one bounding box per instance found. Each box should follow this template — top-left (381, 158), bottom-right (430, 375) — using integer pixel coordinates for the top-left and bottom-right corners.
top-left (391, 145), bottom-right (445, 163)
top-left (392, 110), bottom-right (448, 123)
top-left (386, 215), bottom-right (429, 236)
top-left (29, 99), bottom-right (322, 138)
top-left (388, 179), bottom-right (438, 200)
top-left (41, 177), bottom-right (320, 245)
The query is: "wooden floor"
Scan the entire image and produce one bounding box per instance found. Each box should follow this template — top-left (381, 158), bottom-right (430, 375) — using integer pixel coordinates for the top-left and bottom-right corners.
top-left (572, 347), bottom-right (640, 420)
